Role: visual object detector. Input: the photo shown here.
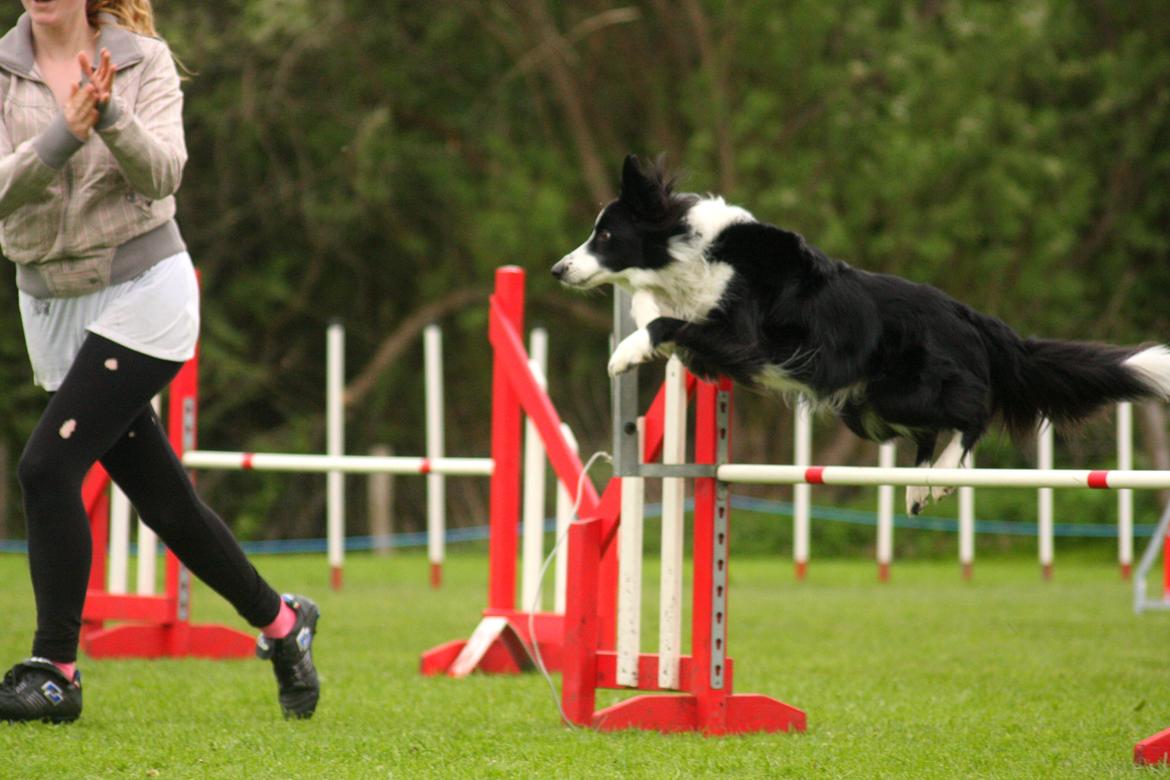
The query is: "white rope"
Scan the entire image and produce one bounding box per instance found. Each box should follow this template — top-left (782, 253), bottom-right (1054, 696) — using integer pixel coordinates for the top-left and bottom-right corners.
top-left (526, 450), bottom-right (612, 729)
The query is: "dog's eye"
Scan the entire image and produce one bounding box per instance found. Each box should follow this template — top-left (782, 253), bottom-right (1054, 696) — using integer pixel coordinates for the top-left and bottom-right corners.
top-left (596, 229), bottom-right (612, 243)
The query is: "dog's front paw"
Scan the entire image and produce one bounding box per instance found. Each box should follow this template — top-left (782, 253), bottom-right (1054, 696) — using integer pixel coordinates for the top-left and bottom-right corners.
top-left (608, 330), bottom-right (655, 378)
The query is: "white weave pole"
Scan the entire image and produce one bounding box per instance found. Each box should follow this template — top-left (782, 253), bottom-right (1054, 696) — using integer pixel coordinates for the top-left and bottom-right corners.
top-left (553, 423), bottom-right (579, 615)
top-left (1037, 419), bottom-right (1055, 580)
top-left (108, 486), bottom-right (131, 595)
top-left (877, 442), bottom-right (895, 582)
top-left (959, 451), bottom-right (975, 580)
top-left (1118, 401), bottom-right (1134, 579)
top-left (135, 394), bottom-right (163, 595)
top-left (521, 328), bottom-right (549, 613)
top-left (424, 325), bottom-right (446, 588)
top-left (658, 355), bottom-right (687, 689)
top-left (616, 417), bottom-right (646, 688)
top-left (793, 399), bottom-right (812, 580)
top-left (327, 321), bottom-right (346, 591)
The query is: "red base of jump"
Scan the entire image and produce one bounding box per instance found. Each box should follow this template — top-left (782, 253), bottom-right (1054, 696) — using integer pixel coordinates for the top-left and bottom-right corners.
top-left (331, 565), bottom-right (343, 591)
top-left (878, 562), bottom-right (890, 583)
top-left (593, 693), bottom-right (806, 735)
top-left (1135, 727), bottom-right (1170, 764)
top-left (962, 562), bottom-right (974, 581)
top-left (1042, 563), bottom-right (1053, 581)
top-left (1121, 562), bottom-right (1132, 581)
top-left (81, 622), bottom-right (255, 659)
top-left (795, 560), bottom-right (808, 581)
top-left (430, 562), bottom-right (442, 589)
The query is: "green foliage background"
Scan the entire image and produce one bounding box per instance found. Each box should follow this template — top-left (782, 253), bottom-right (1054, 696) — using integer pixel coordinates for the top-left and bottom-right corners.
top-left (0, 1), bottom-right (1167, 549)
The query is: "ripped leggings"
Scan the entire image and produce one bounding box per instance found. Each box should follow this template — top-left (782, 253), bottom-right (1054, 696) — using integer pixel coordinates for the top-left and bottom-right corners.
top-left (18, 333), bottom-right (282, 662)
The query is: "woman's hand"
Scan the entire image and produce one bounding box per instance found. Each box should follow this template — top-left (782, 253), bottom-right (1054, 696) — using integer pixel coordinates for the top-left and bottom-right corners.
top-left (79, 49), bottom-right (116, 109)
top-left (63, 81), bottom-right (99, 141)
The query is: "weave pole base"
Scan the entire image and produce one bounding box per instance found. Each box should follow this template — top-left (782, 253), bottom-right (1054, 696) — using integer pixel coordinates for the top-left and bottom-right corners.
top-left (1135, 727), bottom-right (1170, 764)
top-left (592, 693), bottom-right (807, 735)
top-left (420, 612), bottom-right (564, 677)
top-left (81, 623), bottom-right (254, 659)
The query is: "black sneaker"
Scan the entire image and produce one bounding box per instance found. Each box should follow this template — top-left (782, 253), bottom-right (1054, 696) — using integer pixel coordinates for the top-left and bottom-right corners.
top-left (0, 658), bottom-right (82, 724)
top-left (256, 594), bottom-right (320, 719)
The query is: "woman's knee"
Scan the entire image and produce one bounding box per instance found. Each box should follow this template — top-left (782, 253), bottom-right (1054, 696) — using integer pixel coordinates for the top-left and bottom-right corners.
top-left (18, 439), bottom-right (81, 499)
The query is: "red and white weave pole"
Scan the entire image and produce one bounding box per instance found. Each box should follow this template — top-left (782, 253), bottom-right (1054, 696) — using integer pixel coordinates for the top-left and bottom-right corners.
top-left (876, 442), bottom-right (895, 582)
top-left (959, 452), bottom-right (975, 580)
top-left (1118, 402), bottom-right (1134, 579)
top-left (1037, 420), bottom-right (1055, 580)
top-left (424, 324), bottom-right (446, 588)
top-left (326, 321), bottom-right (345, 590)
top-left (716, 464), bottom-right (1170, 490)
top-left (792, 399), bottom-right (812, 580)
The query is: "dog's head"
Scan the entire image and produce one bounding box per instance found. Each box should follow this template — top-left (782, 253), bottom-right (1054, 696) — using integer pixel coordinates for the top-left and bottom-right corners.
top-left (552, 154), bottom-right (696, 289)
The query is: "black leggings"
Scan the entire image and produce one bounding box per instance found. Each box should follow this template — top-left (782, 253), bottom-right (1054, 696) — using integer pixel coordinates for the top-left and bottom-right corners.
top-left (19, 333), bottom-right (282, 662)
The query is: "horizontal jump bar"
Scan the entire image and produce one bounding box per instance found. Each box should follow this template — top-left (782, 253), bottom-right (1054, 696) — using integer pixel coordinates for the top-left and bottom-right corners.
top-left (182, 450), bottom-right (493, 476)
top-left (715, 465), bottom-right (1170, 490)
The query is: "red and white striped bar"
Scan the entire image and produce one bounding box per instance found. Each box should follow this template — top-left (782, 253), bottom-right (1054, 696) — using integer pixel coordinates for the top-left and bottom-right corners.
top-left (716, 465), bottom-right (1170, 490)
top-left (182, 450), bottom-right (493, 476)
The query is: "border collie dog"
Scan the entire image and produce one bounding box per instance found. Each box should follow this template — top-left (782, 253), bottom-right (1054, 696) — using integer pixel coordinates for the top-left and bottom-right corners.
top-left (553, 155), bottom-right (1170, 514)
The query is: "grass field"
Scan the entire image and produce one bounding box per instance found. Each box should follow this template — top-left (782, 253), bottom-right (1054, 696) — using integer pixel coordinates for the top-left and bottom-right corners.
top-left (3, 548), bottom-right (1170, 779)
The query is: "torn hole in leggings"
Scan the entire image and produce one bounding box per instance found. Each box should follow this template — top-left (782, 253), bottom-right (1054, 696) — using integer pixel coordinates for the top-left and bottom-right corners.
top-left (59, 419), bottom-right (77, 439)
top-left (104, 358), bottom-right (118, 371)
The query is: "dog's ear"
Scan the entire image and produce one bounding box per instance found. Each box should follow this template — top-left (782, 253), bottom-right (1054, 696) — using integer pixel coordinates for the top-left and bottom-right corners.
top-left (619, 154), bottom-right (663, 216)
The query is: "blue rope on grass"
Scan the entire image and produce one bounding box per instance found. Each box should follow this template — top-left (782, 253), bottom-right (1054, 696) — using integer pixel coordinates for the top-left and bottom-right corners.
top-left (0, 496), bottom-right (1156, 555)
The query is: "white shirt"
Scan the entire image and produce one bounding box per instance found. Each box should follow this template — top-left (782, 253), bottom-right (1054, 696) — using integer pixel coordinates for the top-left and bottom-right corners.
top-left (18, 251), bottom-right (200, 390)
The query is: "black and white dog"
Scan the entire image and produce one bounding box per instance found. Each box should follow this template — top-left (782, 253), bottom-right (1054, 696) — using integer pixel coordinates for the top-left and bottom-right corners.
top-left (552, 155), bottom-right (1170, 514)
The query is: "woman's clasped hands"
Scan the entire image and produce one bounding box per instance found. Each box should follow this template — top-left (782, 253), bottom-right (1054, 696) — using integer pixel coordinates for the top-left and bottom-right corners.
top-left (64, 48), bottom-right (115, 141)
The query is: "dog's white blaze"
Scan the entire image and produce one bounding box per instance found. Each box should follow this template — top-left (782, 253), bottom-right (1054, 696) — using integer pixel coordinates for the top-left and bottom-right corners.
top-left (1124, 345), bottom-right (1170, 398)
top-left (557, 240), bottom-right (606, 287)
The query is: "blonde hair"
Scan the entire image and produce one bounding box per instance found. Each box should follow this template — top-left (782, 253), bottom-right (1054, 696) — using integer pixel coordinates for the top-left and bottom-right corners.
top-left (87, 0), bottom-right (156, 37)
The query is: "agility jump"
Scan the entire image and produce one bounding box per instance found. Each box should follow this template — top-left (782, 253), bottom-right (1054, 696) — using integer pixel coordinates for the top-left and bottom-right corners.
top-left (411, 265), bottom-right (1170, 754)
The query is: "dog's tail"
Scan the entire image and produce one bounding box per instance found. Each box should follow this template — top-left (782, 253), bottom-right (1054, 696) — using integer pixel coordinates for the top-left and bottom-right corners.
top-left (985, 323), bottom-right (1170, 440)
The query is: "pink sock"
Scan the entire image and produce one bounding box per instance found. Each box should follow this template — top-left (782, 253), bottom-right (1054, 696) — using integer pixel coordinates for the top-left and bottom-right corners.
top-left (52, 661), bottom-right (76, 681)
top-left (261, 601), bottom-right (296, 639)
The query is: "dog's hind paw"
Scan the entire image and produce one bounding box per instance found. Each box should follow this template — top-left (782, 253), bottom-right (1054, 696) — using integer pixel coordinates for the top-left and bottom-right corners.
top-left (906, 485), bottom-right (929, 516)
top-left (608, 330), bottom-right (655, 377)
top-left (906, 484), bottom-right (956, 515)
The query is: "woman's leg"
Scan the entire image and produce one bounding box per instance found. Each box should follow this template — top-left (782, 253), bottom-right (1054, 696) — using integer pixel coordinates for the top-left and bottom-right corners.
top-left (99, 405), bottom-right (281, 628)
top-left (18, 333), bottom-right (281, 662)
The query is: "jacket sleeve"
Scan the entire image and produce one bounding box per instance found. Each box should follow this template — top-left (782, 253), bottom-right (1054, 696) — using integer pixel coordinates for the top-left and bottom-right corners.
top-left (95, 41), bottom-right (187, 200)
top-left (0, 83), bottom-right (84, 219)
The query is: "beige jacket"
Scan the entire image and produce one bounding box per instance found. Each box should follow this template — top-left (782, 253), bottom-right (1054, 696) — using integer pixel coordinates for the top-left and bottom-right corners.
top-left (0, 13), bottom-right (187, 298)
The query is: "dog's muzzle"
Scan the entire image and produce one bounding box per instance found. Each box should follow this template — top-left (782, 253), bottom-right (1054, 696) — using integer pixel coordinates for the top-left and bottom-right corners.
top-left (551, 259), bottom-right (569, 281)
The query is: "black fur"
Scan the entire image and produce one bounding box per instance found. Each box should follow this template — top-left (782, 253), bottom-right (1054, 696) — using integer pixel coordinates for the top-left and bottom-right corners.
top-left (556, 155), bottom-right (1166, 482)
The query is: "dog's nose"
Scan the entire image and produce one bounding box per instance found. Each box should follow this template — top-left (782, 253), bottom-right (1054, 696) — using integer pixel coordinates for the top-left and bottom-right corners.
top-left (551, 261), bottom-right (567, 280)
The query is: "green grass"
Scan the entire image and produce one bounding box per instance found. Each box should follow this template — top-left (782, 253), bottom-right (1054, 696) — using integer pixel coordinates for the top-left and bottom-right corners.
top-left (2, 550), bottom-right (1170, 779)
